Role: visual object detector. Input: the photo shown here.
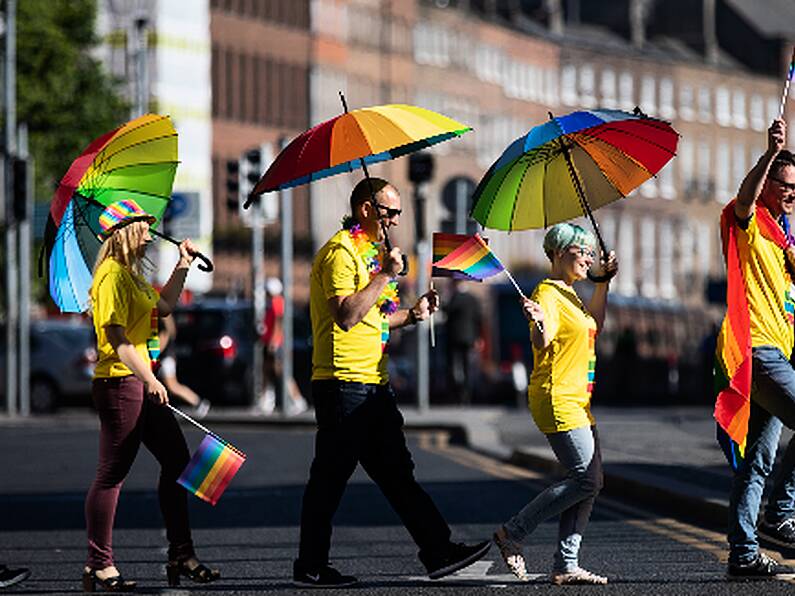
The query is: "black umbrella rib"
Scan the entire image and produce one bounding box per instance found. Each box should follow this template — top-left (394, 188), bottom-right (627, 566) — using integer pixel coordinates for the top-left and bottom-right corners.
top-left (78, 186), bottom-right (172, 202)
top-left (82, 160), bottom-right (180, 183)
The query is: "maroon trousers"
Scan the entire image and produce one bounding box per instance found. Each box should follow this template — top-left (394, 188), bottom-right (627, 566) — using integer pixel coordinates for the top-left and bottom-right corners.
top-left (85, 376), bottom-right (194, 569)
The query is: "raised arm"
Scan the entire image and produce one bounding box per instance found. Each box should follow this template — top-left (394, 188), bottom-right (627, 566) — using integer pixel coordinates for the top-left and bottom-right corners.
top-left (735, 119), bottom-right (787, 221)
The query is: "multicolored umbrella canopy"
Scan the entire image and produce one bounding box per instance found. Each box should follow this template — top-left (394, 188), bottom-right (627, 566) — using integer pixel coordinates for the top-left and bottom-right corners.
top-left (470, 109), bottom-right (679, 232)
top-left (44, 114), bottom-right (178, 312)
top-left (248, 103), bottom-right (471, 197)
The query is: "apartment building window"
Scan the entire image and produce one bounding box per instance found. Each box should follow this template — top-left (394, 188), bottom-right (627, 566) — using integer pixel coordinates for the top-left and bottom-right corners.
top-left (527, 65), bottom-right (540, 102)
top-left (640, 75), bottom-right (656, 116)
top-left (698, 86), bottom-right (711, 123)
top-left (767, 96), bottom-right (779, 123)
top-left (600, 213), bottom-right (616, 252)
top-left (211, 44), bottom-right (221, 118)
top-left (715, 86), bottom-right (730, 126)
top-left (732, 90), bottom-right (747, 129)
top-left (617, 214), bottom-right (636, 296)
top-left (750, 94), bottom-right (766, 131)
top-left (679, 83), bottom-right (694, 121)
top-left (716, 140), bottom-right (730, 203)
top-left (678, 221), bottom-right (694, 280)
top-left (659, 77), bottom-right (675, 119)
top-left (561, 64), bottom-right (578, 106)
top-left (732, 143), bottom-right (747, 196)
top-left (600, 68), bottom-right (617, 109)
top-left (579, 65), bottom-right (596, 107)
top-left (659, 161), bottom-right (675, 199)
top-left (698, 141), bottom-right (712, 195)
top-left (696, 221), bottom-right (712, 278)
top-left (640, 217), bottom-right (656, 298)
top-left (640, 174), bottom-right (657, 198)
top-left (619, 72), bottom-right (634, 111)
top-left (545, 68), bottom-right (559, 106)
top-left (659, 220), bottom-right (675, 299)
top-left (679, 138), bottom-right (695, 195)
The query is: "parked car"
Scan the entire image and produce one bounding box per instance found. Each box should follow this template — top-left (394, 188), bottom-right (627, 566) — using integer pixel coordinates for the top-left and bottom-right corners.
top-left (172, 298), bottom-right (314, 407)
top-left (0, 318), bottom-right (97, 412)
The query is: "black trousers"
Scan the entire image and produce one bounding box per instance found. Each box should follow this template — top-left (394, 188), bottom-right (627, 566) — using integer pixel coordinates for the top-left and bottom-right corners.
top-left (297, 380), bottom-right (452, 568)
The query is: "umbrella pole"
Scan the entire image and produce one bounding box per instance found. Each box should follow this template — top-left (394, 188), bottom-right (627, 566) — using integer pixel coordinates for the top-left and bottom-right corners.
top-left (339, 91), bottom-right (408, 275)
top-left (559, 142), bottom-right (609, 258)
top-left (150, 228), bottom-right (215, 273)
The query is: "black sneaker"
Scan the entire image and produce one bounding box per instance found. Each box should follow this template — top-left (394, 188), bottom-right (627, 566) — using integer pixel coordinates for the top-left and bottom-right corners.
top-left (759, 518), bottom-right (795, 548)
top-left (0, 565), bottom-right (30, 588)
top-left (292, 561), bottom-right (358, 588)
top-left (421, 540), bottom-right (491, 580)
top-left (728, 552), bottom-right (794, 578)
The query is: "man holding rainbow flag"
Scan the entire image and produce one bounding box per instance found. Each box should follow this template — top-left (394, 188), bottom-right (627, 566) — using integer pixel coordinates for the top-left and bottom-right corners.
top-left (715, 117), bottom-right (795, 578)
top-left (292, 178), bottom-right (490, 588)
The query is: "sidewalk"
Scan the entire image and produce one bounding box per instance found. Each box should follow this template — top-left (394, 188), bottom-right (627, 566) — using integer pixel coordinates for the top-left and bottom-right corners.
top-left (3, 403), bottom-right (790, 527)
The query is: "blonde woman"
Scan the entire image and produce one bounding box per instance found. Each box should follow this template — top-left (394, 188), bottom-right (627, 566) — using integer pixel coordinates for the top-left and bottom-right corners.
top-left (83, 200), bottom-right (219, 592)
top-left (493, 223), bottom-right (617, 585)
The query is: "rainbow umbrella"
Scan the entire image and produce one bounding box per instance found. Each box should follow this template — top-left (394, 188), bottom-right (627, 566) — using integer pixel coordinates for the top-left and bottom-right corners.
top-left (247, 102), bottom-right (471, 197)
top-left (470, 108), bottom-right (679, 264)
top-left (43, 114), bottom-right (211, 313)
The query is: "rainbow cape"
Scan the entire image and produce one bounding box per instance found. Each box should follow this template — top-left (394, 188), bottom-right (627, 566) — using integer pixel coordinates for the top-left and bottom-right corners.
top-left (432, 233), bottom-right (504, 281)
top-left (178, 434), bottom-right (246, 506)
top-left (714, 201), bottom-right (789, 469)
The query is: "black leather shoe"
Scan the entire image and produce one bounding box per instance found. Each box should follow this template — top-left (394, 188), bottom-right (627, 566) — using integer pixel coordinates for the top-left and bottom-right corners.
top-left (421, 540), bottom-right (492, 580)
top-left (293, 561), bottom-right (358, 588)
top-left (165, 559), bottom-right (220, 587)
top-left (82, 569), bottom-right (136, 592)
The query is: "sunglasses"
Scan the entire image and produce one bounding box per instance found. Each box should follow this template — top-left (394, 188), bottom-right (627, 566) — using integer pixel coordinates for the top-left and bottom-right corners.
top-left (569, 246), bottom-right (596, 258)
top-left (769, 177), bottom-right (795, 193)
top-left (375, 202), bottom-right (402, 218)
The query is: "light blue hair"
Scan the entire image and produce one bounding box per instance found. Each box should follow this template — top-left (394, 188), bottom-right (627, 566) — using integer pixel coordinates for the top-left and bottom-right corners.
top-left (543, 223), bottom-right (596, 261)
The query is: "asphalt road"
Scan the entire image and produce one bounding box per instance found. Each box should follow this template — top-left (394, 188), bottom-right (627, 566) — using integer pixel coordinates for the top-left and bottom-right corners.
top-left (1, 418), bottom-right (794, 595)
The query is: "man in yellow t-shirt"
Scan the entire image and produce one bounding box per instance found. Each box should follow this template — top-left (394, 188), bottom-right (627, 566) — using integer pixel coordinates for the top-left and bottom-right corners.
top-left (726, 119), bottom-right (795, 578)
top-left (293, 178), bottom-right (490, 588)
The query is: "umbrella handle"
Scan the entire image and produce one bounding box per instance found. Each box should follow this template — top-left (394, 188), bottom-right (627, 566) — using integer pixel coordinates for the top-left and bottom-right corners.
top-left (151, 229), bottom-right (215, 273)
top-left (587, 270), bottom-right (616, 283)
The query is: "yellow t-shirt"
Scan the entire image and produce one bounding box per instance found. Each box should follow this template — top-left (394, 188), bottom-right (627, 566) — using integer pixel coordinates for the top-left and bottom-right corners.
top-left (91, 259), bottom-right (159, 378)
top-left (737, 212), bottom-right (795, 355)
top-left (310, 229), bottom-right (389, 384)
top-left (528, 279), bottom-right (597, 434)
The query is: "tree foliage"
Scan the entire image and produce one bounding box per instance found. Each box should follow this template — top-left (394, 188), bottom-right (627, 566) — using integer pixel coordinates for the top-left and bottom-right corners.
top-left (16, 0), bottom-right (128, 199)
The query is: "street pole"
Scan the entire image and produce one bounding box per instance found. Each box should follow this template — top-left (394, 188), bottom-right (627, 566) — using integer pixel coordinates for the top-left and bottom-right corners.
top-left (280, 185), bottom-right (293, 415)
top-left (133, 16), bottom-right (148, 118)
top-left (4, 0), bottom-right (17, 416)
top-left (252, 207), bottom-right (265, 406)
top-left (455, 178), bottom-right (468, 234)
top-left (17, 122), bottom-right (29, 416)
top-left (414, 184), bottom-right (429, 412)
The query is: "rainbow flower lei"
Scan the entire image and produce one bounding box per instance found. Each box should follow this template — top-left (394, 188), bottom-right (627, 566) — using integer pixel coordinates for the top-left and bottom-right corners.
top-left (342, 216), bottom-right (399, 316)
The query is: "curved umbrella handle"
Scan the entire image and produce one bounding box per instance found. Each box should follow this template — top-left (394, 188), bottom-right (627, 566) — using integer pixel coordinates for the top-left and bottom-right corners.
top-left (150, 229), bottom-right (214, 273)
top-left (587, 269), bottom-right (616, 283)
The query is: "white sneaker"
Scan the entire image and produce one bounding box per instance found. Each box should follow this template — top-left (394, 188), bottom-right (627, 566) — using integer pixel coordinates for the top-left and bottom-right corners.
top-left (288, 396), bottom-right (308, 416)
top-left (258, 388), bottom-right (276, 415)
top-left (194, 399), bottom-right (211, 419)
top-left (550, 567), bottom-right (608, 585)
top-left (493, 526), bottom-right (529, 581)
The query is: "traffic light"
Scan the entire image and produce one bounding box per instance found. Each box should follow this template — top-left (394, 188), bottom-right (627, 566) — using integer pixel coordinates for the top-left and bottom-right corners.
top-left (238, 143), bottom-right (277, 226)
top-left (441, 177), bottom-right (478, 235)
top-left (12, 157), bottom-right (28, 221)
top-left (225, 159), bottom-right (240, 212)
top-left (408, 152), bottom-right (434, 184)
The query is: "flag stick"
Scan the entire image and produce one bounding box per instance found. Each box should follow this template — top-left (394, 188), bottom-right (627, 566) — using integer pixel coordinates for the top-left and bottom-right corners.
top-left (429, 280), bottom-right (436, 348)
top-left (778, 45), bottom-right (795, 119)
top-left (487, 244), bottom-right (545, 335)
top-left (167, 403), bottom-right (216, 438)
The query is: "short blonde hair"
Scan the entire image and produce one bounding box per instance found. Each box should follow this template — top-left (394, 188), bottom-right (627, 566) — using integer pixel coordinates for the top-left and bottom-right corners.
top-left (543, 223), bottom-right (596, 261)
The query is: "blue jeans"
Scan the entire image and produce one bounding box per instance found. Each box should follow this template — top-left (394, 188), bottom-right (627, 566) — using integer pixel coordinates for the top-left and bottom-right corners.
top-left (504, 425), bottom-right (603, 572)
top-left (728, 346), bottom-right (795, 565)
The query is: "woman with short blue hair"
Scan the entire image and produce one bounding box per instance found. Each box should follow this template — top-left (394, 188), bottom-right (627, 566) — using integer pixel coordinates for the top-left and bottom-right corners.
top-left (493, 222), bottom-right (617, 585)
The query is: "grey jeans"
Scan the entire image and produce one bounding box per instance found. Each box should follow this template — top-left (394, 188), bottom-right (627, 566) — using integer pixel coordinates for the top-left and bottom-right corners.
top-left (504, 425), bottom-right (603, 572)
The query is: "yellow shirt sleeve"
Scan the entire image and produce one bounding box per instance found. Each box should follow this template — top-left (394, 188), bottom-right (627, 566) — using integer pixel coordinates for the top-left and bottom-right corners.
top-left (321, 241), bottom-right (358, 299)
top-left (94, 270), bottom-right (132, 329)
top-left (532, 284), bottom-right (559, 338)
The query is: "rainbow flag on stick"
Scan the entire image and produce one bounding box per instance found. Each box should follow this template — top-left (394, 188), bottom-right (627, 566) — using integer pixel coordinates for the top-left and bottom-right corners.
top-left (778, 45), bottom-right (795, 118)
top-left (432, 233), bottom-right (505, 281)
top-left (168, 405), bottom-right (246, 506)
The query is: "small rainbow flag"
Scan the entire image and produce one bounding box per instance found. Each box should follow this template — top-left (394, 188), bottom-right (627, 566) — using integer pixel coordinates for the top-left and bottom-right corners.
top-left (178, 434), bottom-right (246, 506)
top-left (432, 233), bottom-right (486, 280)
top-left (432, 233), bottom-right (504, 281)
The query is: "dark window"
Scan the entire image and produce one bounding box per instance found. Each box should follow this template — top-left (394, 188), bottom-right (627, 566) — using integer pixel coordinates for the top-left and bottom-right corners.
top-left (211, 44), bottom-right (220, 118)
top-left (225, 47), bottom-right (235, 120)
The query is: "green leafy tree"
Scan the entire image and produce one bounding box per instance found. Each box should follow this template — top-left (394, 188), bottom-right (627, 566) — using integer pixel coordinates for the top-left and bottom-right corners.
top-left (17, 0), bottom-right (128, 199)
